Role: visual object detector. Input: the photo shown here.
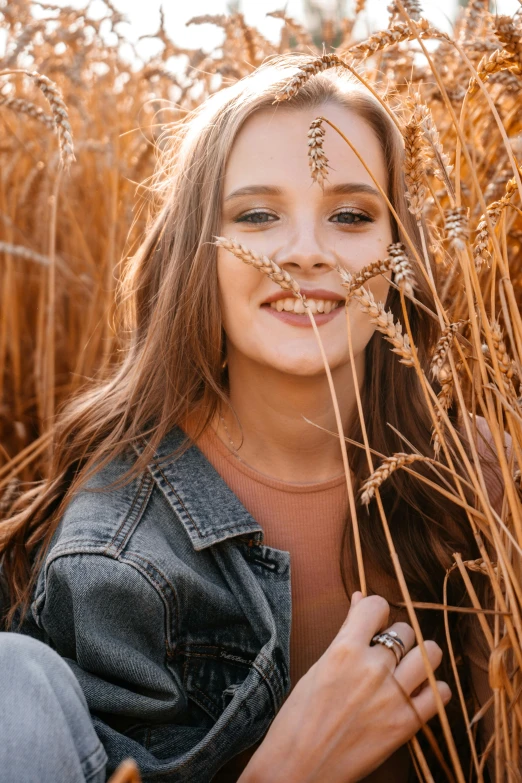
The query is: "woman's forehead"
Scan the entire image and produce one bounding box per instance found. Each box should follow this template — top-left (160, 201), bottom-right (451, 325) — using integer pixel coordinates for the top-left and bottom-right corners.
top-left (224, 103), bottom-right (388, 193)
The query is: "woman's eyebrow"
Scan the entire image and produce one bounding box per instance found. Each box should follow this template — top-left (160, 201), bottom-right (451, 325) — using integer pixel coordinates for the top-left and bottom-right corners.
top-left (224, 185), bottom-right (282, 202)
top-left (323, 183), bottom-right (382, 198)
top-left (223, 182), bottom-right (381, 202)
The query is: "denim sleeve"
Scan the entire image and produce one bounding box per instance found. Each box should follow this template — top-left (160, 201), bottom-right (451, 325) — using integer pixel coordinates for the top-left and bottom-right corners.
top-left (36, 553), bottom-right (211, 780)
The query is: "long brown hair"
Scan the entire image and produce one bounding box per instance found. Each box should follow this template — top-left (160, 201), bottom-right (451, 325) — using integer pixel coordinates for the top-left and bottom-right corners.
top-left (1, 52), bottom-right (495, 775)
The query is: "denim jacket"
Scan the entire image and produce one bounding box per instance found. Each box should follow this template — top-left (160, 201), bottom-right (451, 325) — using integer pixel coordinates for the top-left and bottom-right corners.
top-left (27, 427), bottom-right (292, 782)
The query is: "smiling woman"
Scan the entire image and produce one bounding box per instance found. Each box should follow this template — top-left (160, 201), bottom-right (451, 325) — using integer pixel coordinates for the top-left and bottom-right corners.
top-left (0, 53), bottom-right (509, 783)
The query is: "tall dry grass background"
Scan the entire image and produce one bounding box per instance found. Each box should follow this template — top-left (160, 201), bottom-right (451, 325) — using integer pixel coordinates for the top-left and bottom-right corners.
top-left (0, 0), bottom-right (522, 780)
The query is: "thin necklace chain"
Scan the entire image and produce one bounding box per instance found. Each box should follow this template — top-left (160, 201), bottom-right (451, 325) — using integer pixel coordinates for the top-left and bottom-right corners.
top-left (219, 414), bottom-right (347, 482)
top-left (219, 414), bottom-right (243, 462)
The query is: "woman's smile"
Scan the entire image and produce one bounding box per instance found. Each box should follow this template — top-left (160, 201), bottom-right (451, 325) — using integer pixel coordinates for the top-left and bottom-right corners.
top-left (261, 288), bottom-right (345, 328)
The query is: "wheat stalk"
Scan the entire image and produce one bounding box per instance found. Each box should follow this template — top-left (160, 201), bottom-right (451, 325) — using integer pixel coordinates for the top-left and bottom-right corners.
top-left (0, 69), bottom-right (75, 168)
top-left (444, 206), bottom-right (469, 250)
top-left (337, 260), bottom-right (391, 299)
top-left (338, 243), bottom-right (415, 300)
top-left (387, 243), bottom-right (416, 297)
top-left (345, 18), bottom-right (449, 60)
top-left (186, 14), bottom-right (229, 28)
top-left (387, 0), bottom-right (422, 22)
top-left (487, 321), bottom-right (520, 406)
top-left (468, 49), bottom-right (520, 97)
top-left (495, 15), bottom-right (522, 67)
top-left (403, 105), bottom-right (428, 219)
top-left (490, 321), bottom-right (517, 381)
top-left (214, 237), bottom-right (302, 298)
top-left (308, 117), bottom-right (329, 188)
top-left (430, 321), bottom-right (467, 382)
top-left (422, 122), bottom-right (454, 192)
top-left (448, 557), bottom-right (503, 582)
top-left (473, 169), bottom-right (521, 269)
top-left (457, 0), bottom-right (489, 44)
top-left (0, 478), bottom-right (20, 516)
top-left (0, 241), bottom-right (51, 266)
top-left (411, 94), bottom-right (454, 196)
top-left (360, 452), bottom-right (426, 505)
top-left (266, 10), bottom-right (314, 49)
top-left (273, 54), bottom-right (344, 103)
top-left (27, 72), bottom-right (75, 168)
top-left (350, 285), bottom-right (415, 367)
top-left (0, 95), bottom-right (55, 129)
top-left (430, 358), bottom-right (464, 459)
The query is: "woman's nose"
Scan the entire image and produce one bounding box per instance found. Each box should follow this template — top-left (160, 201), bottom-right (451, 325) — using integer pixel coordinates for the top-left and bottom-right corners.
top-left (273, 224), bottom-right (335, 274)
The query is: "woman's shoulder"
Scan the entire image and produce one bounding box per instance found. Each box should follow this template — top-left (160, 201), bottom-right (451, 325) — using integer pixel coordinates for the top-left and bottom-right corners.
top-left (48, 425), bottom-right (190, 553)
top-left (459, 413), bottom-right (513, 455)
top-left (458, 413), bottom-right (514, 516)
top-left (48, 447), bottom-right (151, 553)
top-left (41, 421), bottom-right (262, 569)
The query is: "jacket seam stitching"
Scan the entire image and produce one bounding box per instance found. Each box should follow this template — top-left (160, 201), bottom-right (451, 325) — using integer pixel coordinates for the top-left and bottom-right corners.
top-left (106, 471), bottom-right (146, 550)
top-left (183, 651), bottom-right (252, 668)
top-left (122, 550), bottom-right (181, 643)
top-left (182, 658), bottom-right (221, 717)
top-left (109, 554), bottom-right (179, 658)
top-left (104, 471), bottom-right (154, 556)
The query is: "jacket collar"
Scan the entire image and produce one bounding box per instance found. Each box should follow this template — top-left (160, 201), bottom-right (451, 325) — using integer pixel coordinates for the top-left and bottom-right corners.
top-left (136, 426), bottom-right (264, 551)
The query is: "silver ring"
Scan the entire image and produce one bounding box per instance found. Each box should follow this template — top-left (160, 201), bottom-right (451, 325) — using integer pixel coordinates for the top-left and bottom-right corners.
top-left (386, 630), bottom-right (406, 656)
top-left (370, 632), bottom-right (405, 665)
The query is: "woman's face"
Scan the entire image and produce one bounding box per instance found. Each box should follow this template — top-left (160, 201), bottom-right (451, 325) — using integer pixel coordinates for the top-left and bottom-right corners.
top-left (217, 102), bottom-right (394, 377)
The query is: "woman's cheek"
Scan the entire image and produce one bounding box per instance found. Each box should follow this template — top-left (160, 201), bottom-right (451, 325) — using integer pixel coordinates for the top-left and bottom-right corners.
top-left (219, 287), bottom-right (255, 347)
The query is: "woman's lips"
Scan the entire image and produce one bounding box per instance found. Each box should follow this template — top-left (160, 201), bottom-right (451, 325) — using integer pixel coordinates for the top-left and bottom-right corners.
top-left (261, 303), bottom-right (344, 327)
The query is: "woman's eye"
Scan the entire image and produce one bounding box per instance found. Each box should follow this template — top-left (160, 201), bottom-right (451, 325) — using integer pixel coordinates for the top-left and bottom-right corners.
top-left (234, 211), bottom-right (277, 225)
top-left (330, 211), bottom-right (372, 225)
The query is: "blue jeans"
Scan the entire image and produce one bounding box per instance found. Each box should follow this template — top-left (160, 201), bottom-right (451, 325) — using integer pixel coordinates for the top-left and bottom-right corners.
top-left (0, 632), bottom-right (107, 782)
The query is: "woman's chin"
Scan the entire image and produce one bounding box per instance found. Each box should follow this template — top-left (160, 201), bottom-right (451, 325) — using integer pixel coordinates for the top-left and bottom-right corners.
top-left (260, 353), bottom-right (347, 377)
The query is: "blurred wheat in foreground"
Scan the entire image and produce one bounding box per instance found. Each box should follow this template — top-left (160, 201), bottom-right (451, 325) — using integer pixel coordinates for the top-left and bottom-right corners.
top-left (1, 0), bottom-right (522, 780)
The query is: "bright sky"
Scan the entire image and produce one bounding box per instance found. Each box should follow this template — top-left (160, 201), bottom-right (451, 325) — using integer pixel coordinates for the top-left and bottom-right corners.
top-left (98, 0), bottom-right (520, 56)
top-left (2, 0), bottom-right (521, 63)
top-left (27, 0), bottom-right (522, 61)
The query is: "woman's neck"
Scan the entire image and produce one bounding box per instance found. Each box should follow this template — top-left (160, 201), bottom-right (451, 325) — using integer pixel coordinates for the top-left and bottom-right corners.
top-left (216, 354), bottom-right (364, 483)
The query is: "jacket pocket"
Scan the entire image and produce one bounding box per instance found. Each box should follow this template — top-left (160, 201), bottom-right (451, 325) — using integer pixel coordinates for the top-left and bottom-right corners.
top-left (181, 644), bottom-right (256, 722)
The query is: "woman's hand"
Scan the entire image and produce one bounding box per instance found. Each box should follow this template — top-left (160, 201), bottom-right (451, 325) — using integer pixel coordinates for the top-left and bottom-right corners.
top-left (239, 593), bottom-right (451, 783)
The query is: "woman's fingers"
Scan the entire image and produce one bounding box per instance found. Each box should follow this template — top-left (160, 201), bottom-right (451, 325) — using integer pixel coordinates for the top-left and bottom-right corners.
top-left (408, 680), bottom-right (452, 728)
top-left (394, 640), bottom-right (443, 694)
top-left (341, 594), bottom-right (391, 646)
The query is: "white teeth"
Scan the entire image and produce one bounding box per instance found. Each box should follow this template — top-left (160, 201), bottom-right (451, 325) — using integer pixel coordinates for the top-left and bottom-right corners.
top-left (269, 298), bottom-right (342, 314)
